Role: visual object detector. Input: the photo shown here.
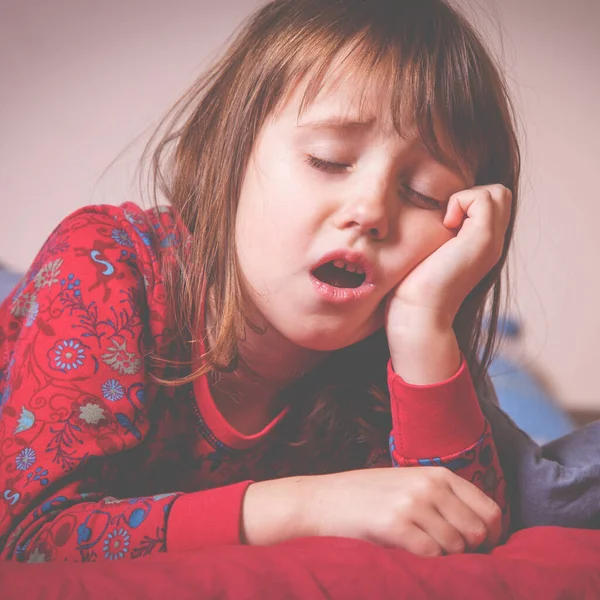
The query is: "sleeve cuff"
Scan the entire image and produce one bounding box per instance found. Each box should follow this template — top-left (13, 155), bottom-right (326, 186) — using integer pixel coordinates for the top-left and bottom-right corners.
top-left (167, 481), bottom-right (253, 551)
top-left (388, 355), bottom-right (485, 460)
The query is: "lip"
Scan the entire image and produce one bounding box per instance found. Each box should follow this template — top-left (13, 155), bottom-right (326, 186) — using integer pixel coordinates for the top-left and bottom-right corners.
top-left (310, 249), bottom-right (377, 304)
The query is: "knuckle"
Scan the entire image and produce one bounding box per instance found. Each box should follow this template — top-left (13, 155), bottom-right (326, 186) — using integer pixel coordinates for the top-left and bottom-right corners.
top-left (376, 509), bottom-right (400, 533)
top-left (483, 502), bottom-right (503, 529)
top-left (416, 478), bottom-right (439, 497)
top-left (427, 467), bottom-right (450, 485)
top-left (480, 189), bottom-right (493, 202)
top-left (465, 526), bottom-right (488, 547)
top-left (488, 183), bottom-right (509, 198)
top-left (402, 496), bottom-right (422, 515)
top-left (432, 466), bottom-right (450, 479)
top-left (380, 507), bottom-right (411, 535)
top-left (487, 501), bottom-right (503, 522)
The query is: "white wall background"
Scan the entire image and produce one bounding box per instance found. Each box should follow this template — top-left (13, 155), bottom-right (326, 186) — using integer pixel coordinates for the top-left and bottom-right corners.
top-left (1, 0), bottom-right (599, 409)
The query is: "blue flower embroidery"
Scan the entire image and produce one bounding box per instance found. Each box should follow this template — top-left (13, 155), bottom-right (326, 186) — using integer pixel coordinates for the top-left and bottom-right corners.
top-left (111, 228), bottom-right (133, 247)
top-left (16, 447), bottom-right (36, 471)
top-left (103, 527), bottom-right (130, 560)
top-left (102, 379), bottom-right (124, 402)
top-left (60, 274), bottom-right (81, 296)
top-left (51, 339), bottom-right (86, 371)
top-left (26, 466), bottom-right (49, 487)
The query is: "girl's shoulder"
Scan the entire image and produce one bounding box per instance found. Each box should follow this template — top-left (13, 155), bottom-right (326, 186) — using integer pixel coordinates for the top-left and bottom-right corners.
top-left (54, 201), bottom-right (184, 252)
top-left (42, 201), bottom-right (187, 282)
top-left (1, 202), bottom-right (186, 375)
top-left (5, 202), bottom-right (187, 324)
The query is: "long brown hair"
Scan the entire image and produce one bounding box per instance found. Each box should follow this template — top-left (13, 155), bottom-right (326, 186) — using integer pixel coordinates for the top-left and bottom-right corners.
top-left (142, 0), bottom-right (520, 472)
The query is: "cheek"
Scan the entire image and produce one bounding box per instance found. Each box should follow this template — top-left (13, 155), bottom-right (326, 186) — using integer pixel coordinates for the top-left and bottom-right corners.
top-left (235, 173), bottom-right (306, 283)
top-left (388, 215), bottom-right (454, 275)
top-left (409, 213), bottom-right (453, 252)
top-left (428, 219), bottom-right (455, 248)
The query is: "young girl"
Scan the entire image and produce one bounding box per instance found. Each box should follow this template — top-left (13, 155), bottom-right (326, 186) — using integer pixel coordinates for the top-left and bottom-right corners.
top-left (1, 0), bottom-right (598, 563)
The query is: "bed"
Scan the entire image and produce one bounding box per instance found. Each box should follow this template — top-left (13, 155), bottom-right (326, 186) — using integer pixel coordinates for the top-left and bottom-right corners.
top-left (2, 526), bottom-right (600, 599)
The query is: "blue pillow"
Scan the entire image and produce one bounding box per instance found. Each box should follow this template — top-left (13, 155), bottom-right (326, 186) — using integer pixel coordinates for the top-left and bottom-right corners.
top-left (0, 268), bottom-right (23, 304)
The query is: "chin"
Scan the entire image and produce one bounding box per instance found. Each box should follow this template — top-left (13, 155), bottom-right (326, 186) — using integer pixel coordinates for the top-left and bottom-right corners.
top-left (285, 324), bottom-right (378, 353)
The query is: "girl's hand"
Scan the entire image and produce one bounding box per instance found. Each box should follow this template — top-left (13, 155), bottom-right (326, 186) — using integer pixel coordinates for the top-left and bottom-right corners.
top-left (242, 467), bottom-right (502, 556)
top-left (384, 184), bottom-right (512, 383)
top-left (387, 184), bottom-right (513, 335)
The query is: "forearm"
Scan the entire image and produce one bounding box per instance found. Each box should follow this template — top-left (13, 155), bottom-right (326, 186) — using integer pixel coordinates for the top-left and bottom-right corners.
top-left (1, 482), bottom-right (252, 561)
top-left (386, 333), bottom-right (510, 533)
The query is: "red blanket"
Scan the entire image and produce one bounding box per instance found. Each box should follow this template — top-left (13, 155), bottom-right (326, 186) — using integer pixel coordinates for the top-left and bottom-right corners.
top-left (2, 527), bottom-right (599, 599)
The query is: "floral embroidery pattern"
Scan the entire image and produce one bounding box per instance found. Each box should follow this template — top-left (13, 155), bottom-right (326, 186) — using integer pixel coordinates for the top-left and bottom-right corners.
top-left (14, 406), bottom-right (35, 434)
top-left (26, 466), bottom-right (49, 487)
top-left (50, 339), bottom-right (86, 371)
top-left (111, 229), bottom-right (133, 247)
top-left (77, 401), bottom-right (107, 427)
top-left (16, 447), bottom-right (36, 471)
top-left (0, 204), bottom-right (192, 562)
top-left (24, 301), bottom-right (39, 328)
top-left (102, 379), bottom-right (124, 402)
top-left (33, 258), bottom-right (63, 290)
top-left (10, 292), bottom-right (37, 319)
top-left (102, 340), bottom-right (141, 376)
top-left (103, 527), bottom-right (130, 560)
top-left (27, 547), bottom-right (48, 563)
top-left (62, 273), bottom-right (81, 294)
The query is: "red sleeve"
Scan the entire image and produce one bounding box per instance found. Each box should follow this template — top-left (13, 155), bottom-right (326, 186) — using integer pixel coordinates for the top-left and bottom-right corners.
top-left (387, 356), bottom-right (509, 531)
top-left (0, 204), bottom-right (248, 562)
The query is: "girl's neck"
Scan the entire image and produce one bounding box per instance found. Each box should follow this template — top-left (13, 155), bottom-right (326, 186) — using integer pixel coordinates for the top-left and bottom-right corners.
top-left (204, 303), bottom-right (330, 435)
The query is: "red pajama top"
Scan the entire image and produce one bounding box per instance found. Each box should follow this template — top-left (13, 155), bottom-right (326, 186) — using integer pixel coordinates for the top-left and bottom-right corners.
top-left (0, 203), bottom-right (507, 562)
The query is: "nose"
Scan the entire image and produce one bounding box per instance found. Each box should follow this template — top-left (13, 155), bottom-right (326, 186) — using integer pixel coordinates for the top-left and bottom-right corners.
top-left (334, 180), bottom-right (392, 241)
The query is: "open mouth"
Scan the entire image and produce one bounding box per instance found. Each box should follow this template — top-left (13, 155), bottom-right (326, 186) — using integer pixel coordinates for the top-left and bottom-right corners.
top-left (312, 259), bottom-right (366, 289)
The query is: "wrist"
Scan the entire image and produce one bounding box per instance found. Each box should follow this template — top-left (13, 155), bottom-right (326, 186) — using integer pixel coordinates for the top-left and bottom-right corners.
top-left (242, 477), bottom-right (309, 545)
top-left (387, 302), bottom-right (456, 334)
top-left (389, 326), bottom-right (461, 385)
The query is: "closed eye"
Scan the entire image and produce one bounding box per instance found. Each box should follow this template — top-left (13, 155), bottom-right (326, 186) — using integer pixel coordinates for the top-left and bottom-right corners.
top-left (401, 185), bottom-right (443, 210)
top-left (306, 155), bottom-right (444, 210)
top-left (305, 155), bottom-right (350, 174)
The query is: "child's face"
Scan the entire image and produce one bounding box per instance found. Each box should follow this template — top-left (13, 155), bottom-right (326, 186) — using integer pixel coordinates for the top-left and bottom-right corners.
top-left (235, 72), bottom-right (472, 352)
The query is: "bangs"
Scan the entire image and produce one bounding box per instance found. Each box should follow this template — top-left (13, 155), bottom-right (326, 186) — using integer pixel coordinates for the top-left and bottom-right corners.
top-left (262, 0), bottom-right (513, 186)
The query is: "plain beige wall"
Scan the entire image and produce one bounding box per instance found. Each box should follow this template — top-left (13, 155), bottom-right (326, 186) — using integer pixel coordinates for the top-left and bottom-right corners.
top-left (1, 0), bottom-right (599, 409)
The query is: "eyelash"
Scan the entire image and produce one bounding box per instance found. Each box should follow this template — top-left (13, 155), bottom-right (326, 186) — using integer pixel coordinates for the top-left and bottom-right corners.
top-left (304, 155), bottom-right (443, 210)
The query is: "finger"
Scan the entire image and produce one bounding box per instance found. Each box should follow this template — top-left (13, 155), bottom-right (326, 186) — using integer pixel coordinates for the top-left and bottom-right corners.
top-left (444, 185), bottom-right (512, 233)
top-left (435, 490), bottom-right (489, 551)
top-left (448, 476), bottom-right (503, 547)
top-left (443, 189), bottom-right (495, 232)
top-left (443, 193), bottom-right (469, 231)
top-left (392, 524), bottom-right (443, 558)
top-left (413, 507), bottom-right (467, 555)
